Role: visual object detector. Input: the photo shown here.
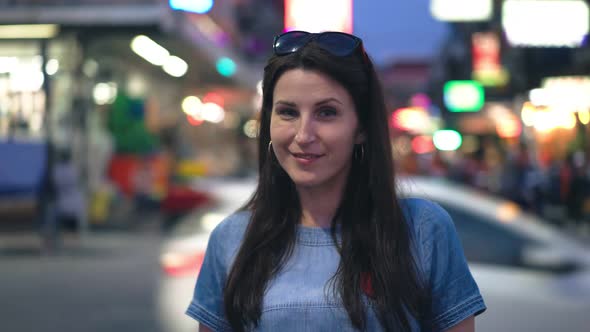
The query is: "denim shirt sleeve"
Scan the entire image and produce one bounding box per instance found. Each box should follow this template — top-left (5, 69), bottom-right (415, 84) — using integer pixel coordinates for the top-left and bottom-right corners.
top-left (185, 218), bottom-right (235, 331)
top-left (414, 199), bottom-right (487, 331)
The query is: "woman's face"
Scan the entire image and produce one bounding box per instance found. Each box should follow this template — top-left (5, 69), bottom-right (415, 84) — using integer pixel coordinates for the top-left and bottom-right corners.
top-left (270, 69), bottom-right (364, 192)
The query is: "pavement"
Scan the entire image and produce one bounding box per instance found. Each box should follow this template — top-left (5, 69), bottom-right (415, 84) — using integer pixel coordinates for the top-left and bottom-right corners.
top-left (0, 218), bottom-right (166, 332)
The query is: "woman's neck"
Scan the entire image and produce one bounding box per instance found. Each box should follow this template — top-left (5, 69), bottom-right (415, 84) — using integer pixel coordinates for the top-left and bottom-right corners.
top-left (297, 182), bottom-right (345, 229)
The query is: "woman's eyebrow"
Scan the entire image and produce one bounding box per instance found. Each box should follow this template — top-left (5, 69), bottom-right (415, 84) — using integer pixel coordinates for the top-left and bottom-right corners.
top-left (274, 97), bottom-right (342, 107)
top-left (315, 97), bottom-right (342, 106)
top-left (274, 100), bottom-right (296, 107)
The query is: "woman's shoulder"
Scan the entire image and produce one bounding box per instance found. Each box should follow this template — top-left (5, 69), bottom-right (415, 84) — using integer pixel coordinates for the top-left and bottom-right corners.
top-left (399, 197), bottom-right (455, 242)
top-left (210, 210), bottom-right (251, 241)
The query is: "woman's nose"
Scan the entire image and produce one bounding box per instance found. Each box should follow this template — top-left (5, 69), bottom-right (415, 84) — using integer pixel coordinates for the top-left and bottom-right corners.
top-left (294, 118), bottom-right (316, 144)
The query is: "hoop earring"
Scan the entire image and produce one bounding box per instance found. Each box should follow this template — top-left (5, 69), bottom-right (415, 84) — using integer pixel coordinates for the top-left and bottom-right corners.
top-left (268, 141), bottom-right (273, 156)
top-left (354, 144), bottom-right (365, 162)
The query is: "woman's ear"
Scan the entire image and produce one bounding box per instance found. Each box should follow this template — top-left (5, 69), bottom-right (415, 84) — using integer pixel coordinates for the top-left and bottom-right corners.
top-left (355, 130), bottom-right (366, 144)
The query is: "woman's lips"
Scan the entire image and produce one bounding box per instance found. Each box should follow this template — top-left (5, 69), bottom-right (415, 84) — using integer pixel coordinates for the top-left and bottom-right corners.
top-left (291, 153), bottom-right (323, 165)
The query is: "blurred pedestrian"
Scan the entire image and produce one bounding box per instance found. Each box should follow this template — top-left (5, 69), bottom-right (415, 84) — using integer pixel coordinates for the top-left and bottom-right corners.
top-left (186, 31), bottom-right (486, 332)
top-left (562, 152), bottom-right (586, 224)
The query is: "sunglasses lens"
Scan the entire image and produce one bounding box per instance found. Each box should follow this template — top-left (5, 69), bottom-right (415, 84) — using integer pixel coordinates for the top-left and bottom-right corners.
top-left (275, 31), bottom-right (311, 55)
top-left (317, 33), bottom-right (359, 56)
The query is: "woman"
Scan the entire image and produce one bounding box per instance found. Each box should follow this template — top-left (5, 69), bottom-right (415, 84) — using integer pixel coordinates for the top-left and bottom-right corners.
top-left (186, 31), bottom-right (486, 331)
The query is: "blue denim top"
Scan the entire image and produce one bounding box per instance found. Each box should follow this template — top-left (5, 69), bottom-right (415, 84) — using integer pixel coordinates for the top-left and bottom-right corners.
top-left (186, 198), bottom-right (486, 331)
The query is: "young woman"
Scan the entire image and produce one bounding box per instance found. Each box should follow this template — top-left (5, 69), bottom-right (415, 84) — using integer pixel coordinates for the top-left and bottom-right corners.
top-left (186, 31), bottom-right (486, 331)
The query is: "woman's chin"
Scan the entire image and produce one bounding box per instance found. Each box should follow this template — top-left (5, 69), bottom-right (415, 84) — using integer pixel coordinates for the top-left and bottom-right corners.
top-left (289, 175), bottom-right (322, 189)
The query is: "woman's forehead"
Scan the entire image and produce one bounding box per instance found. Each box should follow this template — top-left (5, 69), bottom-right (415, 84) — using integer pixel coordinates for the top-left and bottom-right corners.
top-left (272, 69), bottom-right (352, 105)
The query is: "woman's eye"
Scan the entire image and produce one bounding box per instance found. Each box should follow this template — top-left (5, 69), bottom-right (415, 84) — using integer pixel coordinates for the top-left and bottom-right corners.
top-left (317, 108), bottom-right (337, 118)
top-left (276, 108), bottom-right (298, 118)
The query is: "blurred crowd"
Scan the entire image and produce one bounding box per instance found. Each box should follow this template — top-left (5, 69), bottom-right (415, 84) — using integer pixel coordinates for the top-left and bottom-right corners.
top-left (398, 139), bottom-right (590, 229)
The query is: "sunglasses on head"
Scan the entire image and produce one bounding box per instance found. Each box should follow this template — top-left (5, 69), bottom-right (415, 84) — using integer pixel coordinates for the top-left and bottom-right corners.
top-left (273, 30), bottom-right (363, 57)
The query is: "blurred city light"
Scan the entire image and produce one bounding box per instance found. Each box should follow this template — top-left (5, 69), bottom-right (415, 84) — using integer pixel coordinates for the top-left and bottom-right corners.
top-left (284, 0), bottom-right (352, 33)
top-left (433, 130), bottom-right (462, 151)
top-left (532, 109), bottom-right (577, 132)
top-left (216, 57), bottom-right (236, 77)
top-left (131, 35), bottom-right (189, 78)
top-left (444, 80), bottom-right (484, 112)
top-left (131, 35), bottom-right (170, 66)
top-left (187, 114), bottom-right (204, 126)
top-left (0, 57), bottom-right (18, 74)
top-left (162, 56), bottom-right (188, 77)
top-left (530, 76), bottom-right (590, 111)
top-left (411, 136), bottom-right (435, 154)
top-left (200, 102), bottom-right (225, 123)
top-left (391, 107), bottom-right (432, 133)
top-left (528, 88), bottom-right (551, 107)
top-left (126, 74), bottom-right (148, 98)
top-left (521, 102), bottom-right (536, 126)
top-left (182, 96), bottom-right (202, 117)
top-left (502, 0), bottom-right (589, 47)
top-left (45, 59), bottom-right (59, 76)
top-left (203, 92), bottom-right (224, 107)
top-left (410, 93), bottom-right (431, 109)
top-left (0, 24), bottom-right (59, 39)
top-left (82, 59), bottom-right (98, 78)
top-left (161, 251), bottom-right (205, 277)
top-left (202, 212), bottom-right (225, 231)
top-left (496, 202), bottom-right (521, 224)
top-left (243, 119), bottom-right (259, 138)
top-left (93, 82), bottom-right (117, 105)
top-left (472, 32), bottom-right (509, 87)
top-left (430, 0), bottom-right (492, 22)
top-left (169, 0), bottom-right (214, 14)
top-left (10, 69), bottom-right (44, 92)
top-left (579, 111), bottom-right (590, 125)
top-left (496, 115), bottom-right (522, 139)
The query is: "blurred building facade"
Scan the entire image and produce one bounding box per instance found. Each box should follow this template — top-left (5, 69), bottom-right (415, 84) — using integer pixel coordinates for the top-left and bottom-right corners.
top-left (0, 0), bottom-right (281, 228)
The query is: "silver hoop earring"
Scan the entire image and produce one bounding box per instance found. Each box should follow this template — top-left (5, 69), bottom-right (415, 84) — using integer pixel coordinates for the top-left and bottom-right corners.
top-left (268, 141), bottom-right (273, 155)
top-left (355, 144), bottom-right (365, 161)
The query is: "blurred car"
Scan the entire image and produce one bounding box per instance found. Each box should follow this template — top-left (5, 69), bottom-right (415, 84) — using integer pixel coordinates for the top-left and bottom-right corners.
top-left (156, 176), bottom-right (590, 332)
top-left (156, 176), bottom-right (257, 332)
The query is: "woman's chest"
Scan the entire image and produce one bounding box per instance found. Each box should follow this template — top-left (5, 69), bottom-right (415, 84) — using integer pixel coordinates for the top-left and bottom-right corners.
top-left (256, 245), bottom-right (385, 332)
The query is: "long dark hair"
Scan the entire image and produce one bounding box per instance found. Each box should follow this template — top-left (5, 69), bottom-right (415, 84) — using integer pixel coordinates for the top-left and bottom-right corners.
top-left (223, 40), bottom-right (430, 331)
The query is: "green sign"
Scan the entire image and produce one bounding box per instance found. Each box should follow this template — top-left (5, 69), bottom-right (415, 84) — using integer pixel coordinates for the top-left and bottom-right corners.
top-left (433, 130), bottom-right (462, 151)
top-left (444, 80), bottom-right (484, 112)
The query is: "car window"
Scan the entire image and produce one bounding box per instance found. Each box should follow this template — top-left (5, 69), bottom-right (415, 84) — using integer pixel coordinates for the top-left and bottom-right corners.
top-left (437, 202), bottom-right (537, 268)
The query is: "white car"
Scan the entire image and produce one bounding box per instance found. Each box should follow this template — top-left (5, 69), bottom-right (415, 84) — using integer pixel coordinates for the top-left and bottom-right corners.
top-left (157, 176), bottom-right (590, 332)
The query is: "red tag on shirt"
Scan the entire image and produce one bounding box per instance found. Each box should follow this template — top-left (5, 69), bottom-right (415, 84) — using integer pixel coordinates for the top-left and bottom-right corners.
top-left (361, 272), bottom-right (374, 298)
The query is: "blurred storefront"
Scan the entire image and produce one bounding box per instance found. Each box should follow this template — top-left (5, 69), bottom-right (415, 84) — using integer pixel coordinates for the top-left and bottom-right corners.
top-left (0, 0), bottom-right (281, 228)
top-left (518, 76), bottom-right (590, 166)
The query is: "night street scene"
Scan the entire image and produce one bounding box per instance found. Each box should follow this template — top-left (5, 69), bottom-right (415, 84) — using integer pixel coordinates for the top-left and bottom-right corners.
top-left (1, 1), bottom-right (590, 332)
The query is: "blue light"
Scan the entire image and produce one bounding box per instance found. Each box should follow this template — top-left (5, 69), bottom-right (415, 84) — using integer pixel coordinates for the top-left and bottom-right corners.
top-left (169, 0), bottom-right (213, 14)
top-left (216, 57), bottom-right (236, 77)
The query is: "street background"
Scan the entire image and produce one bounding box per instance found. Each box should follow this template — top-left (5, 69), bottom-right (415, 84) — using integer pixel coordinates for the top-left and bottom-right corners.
top-left (1, 0), bottom-right (590, 331)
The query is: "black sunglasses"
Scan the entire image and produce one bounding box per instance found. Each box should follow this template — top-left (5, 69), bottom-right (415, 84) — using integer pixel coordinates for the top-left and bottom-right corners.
top-left (273, 30), bottom-right (363, 57)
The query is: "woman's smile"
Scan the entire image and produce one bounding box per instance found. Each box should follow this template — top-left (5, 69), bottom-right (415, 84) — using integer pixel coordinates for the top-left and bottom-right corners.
top-left (291, 152), bottom-right (325, 165)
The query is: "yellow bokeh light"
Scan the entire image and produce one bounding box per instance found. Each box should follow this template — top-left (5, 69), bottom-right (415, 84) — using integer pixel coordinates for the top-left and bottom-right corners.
top-left (497, 202), bottom-right (521, 223)
top-left (521, 101), bottom-right (536, 126)
top-left (578, 110), bottom-right (590, 125)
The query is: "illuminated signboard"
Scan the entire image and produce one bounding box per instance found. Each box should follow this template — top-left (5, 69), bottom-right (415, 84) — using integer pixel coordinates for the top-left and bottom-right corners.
top-left (169, 0), bottom-right (213, 14)
top-left (430, 0), bottom-right (492, 22)
top-left (503, 0), bottom-right (589, 47)
top-left (285, 0), bottom-right (352, 33)
top-left (471, 32), bottom-right (509, 87)
top-left (444, 80), bottom-right (485, 112)
top-left (528, 76), bottom-right (590, 110)
top-left (433, 130), bottom-right (462, 151)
